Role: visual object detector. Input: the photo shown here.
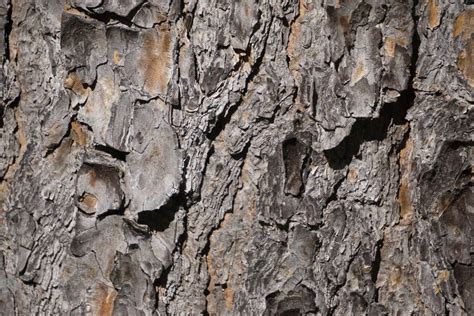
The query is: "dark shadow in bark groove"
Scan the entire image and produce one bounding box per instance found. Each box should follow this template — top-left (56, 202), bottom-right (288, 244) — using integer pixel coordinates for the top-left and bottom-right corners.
top-left (323, 88), bottom-right (415, 170)
top-left (69, 1), bottom-right (147, 27)
top-left (0, 94), bottom-right (20, 134)
top-left (94, 144), bottom-right (128, 162)
top-left (282, 137), bottom-right (311, 197)
top-left (137, 208), bottom-right (176, 232)
top-left (264, 285), bottom-right (318, 316)
top-left (96, 203), bottom-right (125, 221)
top-left (324, 0), bottom-right (421, 170)
top-left (0, 105), bottom-right (4, 129)
top-left (44, 115), bottom-right (74, 158)
top-left (4, 0), bottom-right (13, 62)
top-left (154, 264), bottom-right (171, 310)
top-left (371, 239), bottom-right (384, 302)
top-left (136, 184), bottom-right (187, 231)
top-left (206, 17), bottom-right (271, 142)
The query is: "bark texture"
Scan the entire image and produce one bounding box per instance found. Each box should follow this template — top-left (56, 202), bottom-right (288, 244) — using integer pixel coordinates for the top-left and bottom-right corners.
top-left (0, 0), bottom-right (473, 315)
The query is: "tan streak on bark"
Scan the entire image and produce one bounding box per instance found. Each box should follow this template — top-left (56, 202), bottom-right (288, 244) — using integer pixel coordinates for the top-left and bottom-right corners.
top-left (427, 0), bottom-right (440, 30)
top-left (139, 28), bottom-right (172, 95)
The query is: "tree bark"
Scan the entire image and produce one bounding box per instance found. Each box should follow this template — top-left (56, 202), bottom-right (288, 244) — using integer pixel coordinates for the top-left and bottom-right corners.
top-left (1, 0), bottom-right (473, 314)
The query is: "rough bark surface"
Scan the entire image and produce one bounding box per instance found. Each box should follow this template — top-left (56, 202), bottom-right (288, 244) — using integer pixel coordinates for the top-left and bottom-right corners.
top-left (0, 0), bottom-right (473, 315)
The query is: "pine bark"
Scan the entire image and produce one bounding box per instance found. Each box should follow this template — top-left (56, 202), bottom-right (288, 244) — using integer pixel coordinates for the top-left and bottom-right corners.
top-left (0, 0), bottom-right (473, 315)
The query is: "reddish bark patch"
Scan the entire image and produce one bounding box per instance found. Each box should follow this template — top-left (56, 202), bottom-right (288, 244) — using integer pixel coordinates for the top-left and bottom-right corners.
top-left (93, 283), bottom-right (117, 316)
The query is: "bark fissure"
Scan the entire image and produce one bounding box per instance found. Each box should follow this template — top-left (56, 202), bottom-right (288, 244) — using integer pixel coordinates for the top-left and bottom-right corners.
top-left (3, 0), bottom-right (12, 61)
top-left (1, 0), bottom-right (473, 314)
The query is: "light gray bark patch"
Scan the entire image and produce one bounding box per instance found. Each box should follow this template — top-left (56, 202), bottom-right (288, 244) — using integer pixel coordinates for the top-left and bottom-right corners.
top-left (125, 104), bottom-right (183, 213)
top-left (60, 12), bottom-right (107, 85)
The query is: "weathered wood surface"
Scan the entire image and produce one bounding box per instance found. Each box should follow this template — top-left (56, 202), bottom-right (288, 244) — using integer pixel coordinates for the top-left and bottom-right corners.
top-left (0, 0), bottom-right (473, 314)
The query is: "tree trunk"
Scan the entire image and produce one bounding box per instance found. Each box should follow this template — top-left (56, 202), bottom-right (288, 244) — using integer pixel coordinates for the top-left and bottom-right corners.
top-left (1, 0), bottom-right (473, 314)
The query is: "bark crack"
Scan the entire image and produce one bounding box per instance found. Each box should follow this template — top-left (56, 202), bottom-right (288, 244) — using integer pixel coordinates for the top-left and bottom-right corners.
top-left (206, 16), bottom-right (273, 141)
top-left (3, 0), bottom-right (12, 62)
top-left (66, 1), bottom-right (148, 28)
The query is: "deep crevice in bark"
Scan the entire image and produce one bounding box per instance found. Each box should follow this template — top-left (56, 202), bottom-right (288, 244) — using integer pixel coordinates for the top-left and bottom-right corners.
top-left (44, 116), bottom-right (74, 157)
top-left (371, 238), bottom-right (384, 302)
top-left (96, 203), bottom-right (126, 221)
top-left (69, 1), bottom-right (148, 28)
top-left (0, 105), bottom-right (4, 129)
top-left (4, 0), bottom-right (12, 62)
top-left (137, 208), bottom-right (176, 232)
top-left (324, 0), bottom-right (421, 171)
top-left (206, 17), bottom-right (272, 142)
top-left (323, 88), bottom-right (415, 170)
top-left (137, 177), bottom-right (188, 232)
top-left (94, 144), bottom-right (128, 162)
